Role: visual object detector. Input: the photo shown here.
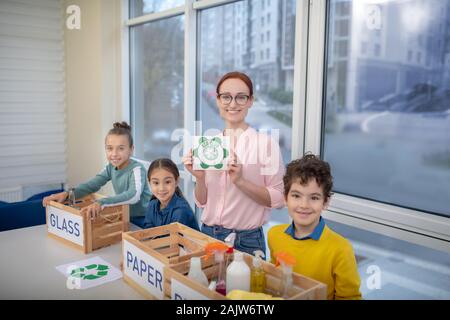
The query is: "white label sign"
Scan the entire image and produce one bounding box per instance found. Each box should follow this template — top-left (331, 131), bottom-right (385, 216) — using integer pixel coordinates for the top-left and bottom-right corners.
top-left (123, 239), bottom-right (165, 299)
top-left (47, 206), bottom-right (84, 246)
top-left (171, 278), bottom-right (211, 300)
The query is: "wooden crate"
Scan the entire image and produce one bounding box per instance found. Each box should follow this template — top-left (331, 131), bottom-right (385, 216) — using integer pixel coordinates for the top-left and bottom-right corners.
top-left (122, 222), bottom-right (218, 300)
top-left (164, 252), bottom-right (327, 300)
top-left (46, 193), bottom-right (129, 254)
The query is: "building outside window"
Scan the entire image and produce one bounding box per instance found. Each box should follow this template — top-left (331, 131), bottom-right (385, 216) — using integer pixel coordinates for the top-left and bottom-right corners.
top-left (129, 1), bottom-right (185, 164)
top-left (324, 0), bottom-right (450, 217)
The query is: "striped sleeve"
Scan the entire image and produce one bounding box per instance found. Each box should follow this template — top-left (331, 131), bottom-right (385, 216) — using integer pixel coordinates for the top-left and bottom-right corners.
top-left (98, 166), bottom-right (145, 207)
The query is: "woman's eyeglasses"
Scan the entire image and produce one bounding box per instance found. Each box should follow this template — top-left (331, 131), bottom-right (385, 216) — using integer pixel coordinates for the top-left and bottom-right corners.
top-left (217, 93), bottom-right (250, 106)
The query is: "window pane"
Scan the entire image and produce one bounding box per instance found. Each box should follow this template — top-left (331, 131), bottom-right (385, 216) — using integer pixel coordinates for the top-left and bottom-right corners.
top-left (130, 0), bottom-right (185, 18)
top-left (323, 0), bottom-right (450, 216)
top-left (198, 0), bottom-right (296, 165)
top-left (327, 219), bottom-right (450, 299)
top-left (130, 17), bottom-right (184, 163)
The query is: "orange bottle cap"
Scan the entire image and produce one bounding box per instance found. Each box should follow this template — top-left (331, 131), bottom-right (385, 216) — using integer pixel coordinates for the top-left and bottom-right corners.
top-left (274, 252), bottom-right (296, 267)
top-left (205, 242), bottom-right (228, 255)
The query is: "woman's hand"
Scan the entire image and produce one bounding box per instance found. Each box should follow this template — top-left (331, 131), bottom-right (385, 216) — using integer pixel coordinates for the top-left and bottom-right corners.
top-left (228, 153), bottom-right (244, 186)
top-left (227, 152), bottom-right (271, 207)
top-left (81, 202), bottom-right (102, 220)
top-left (42, 191), bottom-right (68, 207)
top-left (182, 149), bottom-right (206, 181)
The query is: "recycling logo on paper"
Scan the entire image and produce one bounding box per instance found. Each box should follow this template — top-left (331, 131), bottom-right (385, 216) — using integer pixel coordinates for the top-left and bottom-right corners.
top-left (56, 257), bottom-right (123, 290)
top-left (70, 264), bottom-right (110, 280)
top-left (193, 136), bottom-right (230, 170)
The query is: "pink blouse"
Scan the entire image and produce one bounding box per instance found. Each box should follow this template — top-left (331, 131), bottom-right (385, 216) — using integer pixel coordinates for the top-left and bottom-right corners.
top-left (194, 126), bottom-right (285, 230)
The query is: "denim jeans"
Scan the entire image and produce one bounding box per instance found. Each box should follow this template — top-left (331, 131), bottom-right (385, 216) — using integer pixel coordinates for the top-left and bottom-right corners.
top-left (201, 224), bottom-right (266, 257)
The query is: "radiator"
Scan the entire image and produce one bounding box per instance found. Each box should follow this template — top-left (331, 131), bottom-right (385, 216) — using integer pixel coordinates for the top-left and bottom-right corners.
top-left (0, 186), bottom-right (23, 203)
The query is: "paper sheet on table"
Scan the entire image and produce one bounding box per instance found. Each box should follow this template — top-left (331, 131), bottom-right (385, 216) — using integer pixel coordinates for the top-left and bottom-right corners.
top-left (56, 256), bottom-right (122, 290)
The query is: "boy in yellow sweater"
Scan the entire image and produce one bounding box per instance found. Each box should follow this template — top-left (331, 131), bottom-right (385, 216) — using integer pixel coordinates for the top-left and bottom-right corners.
top-left (268, 154), bottom-right (362, 300)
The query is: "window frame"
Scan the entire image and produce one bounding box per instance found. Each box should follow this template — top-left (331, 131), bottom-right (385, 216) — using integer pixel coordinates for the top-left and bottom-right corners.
top-left (305, 0), bottom-right (450, 252)
top-left (125, 1), bottom-right (193, 205)
top-left (124, 0), bottom-right (450, 253)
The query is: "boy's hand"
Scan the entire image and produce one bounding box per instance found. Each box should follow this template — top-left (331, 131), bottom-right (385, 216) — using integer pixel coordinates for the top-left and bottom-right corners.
top-left (81, 202), bottom-right (102, 220)
top-left (182, 149), bottom-right (205, 181)
top-left (42, 192), bottom-right (68, 207)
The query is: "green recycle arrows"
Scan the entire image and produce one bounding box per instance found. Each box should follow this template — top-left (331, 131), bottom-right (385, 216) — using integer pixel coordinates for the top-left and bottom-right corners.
top-left (70, 264), bottom-right (110, 280)
top-left (193, 137), bottom-right (229, 169)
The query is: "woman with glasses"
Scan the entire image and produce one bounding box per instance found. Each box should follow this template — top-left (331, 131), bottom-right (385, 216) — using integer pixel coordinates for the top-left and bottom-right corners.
top-left (183, 71), bottom-right (285, 256)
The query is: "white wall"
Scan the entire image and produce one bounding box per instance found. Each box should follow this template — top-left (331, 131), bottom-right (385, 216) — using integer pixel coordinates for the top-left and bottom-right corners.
top-left (64, 0), bottom-right (125, 194)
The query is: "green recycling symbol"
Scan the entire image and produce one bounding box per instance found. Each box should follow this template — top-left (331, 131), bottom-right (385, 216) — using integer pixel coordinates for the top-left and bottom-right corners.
top-left (70, 264), bottom-right (110, 280)
top-left (193, 137), bottom-right (229, 169)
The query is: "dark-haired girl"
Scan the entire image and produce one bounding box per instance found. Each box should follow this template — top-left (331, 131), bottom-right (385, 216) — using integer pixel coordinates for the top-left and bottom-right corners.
top-left (143, 158), bottom-right (199, 230)
top-left (43, 122), bottom-right (151, 222)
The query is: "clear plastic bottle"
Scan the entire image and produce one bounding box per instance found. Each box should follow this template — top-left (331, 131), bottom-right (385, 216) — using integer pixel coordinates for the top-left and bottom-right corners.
top-left (67, 188), bottom-right (76, 207)
top-left (224, 232), bottom-right (236, 270)
top-left (224, 232), bottom-right (236, 248)
top-left (274, 252), bottom-right (296, 298)
top-left (250, 250), bottom-right (266, 293)
top-left (225, 247), bottom-right (234, 269)
top-left (205, 242), bottom-right (228, 295)
top-left (226, 252), bottom-right (251, 293)
top-left (187, 257), bottom-right (209, 286)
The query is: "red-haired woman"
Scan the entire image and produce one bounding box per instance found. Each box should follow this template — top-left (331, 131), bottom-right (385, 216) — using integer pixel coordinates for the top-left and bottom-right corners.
top-left (183, 71), bottom-right (285, 256)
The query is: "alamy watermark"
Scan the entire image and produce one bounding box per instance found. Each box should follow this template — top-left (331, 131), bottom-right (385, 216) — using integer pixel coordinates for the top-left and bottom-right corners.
top-left (366, 265), bottom-right (382, 290)
top-left (66, 265), bottom-right (81, 290)
top-left (169, 123), bottom-right (282, 176)
top-left (66, 5), bottom-right (81, 30)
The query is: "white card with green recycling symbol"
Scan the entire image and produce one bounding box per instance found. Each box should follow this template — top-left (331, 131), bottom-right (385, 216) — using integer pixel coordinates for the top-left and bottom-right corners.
top-left (56, 256), bottom-right (122, 290)
top-left (192, 135), bottom-right (230, 170)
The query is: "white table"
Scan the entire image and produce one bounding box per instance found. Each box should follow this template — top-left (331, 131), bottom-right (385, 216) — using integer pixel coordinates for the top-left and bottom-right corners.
top-left (0, 225), bottom-right (144, 299)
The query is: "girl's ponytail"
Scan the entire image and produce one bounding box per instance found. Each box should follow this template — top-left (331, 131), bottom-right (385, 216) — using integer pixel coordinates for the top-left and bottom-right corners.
top-left (107, 121), bottom-right (133, 147)
top-left (113, 121), bottom-right (131, 131)
top-left (174, 186), bottom-right (184, 198)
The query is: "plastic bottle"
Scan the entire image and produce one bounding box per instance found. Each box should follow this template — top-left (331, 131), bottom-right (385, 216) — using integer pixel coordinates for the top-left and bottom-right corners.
top-left (250, 250), bottom-right (266, 293)
top-left (225, 247), bottom-right (234, 269)
top-left (224, 232), bottom-right (236, 269)
top-left (67, 188), bottom-right (76, 207)
top-left (274, 252), bottom-right (297, 298)
top-left (224, 232), bottom-right (236, 248)
top-left (187, 257), bottom-right (208, 286)
top-left (226, 252), bottom-right (251, 293)
top-left (208, 280), bottom-right (217, 291)
top-left (205, 242), bottom-right (229, 295)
